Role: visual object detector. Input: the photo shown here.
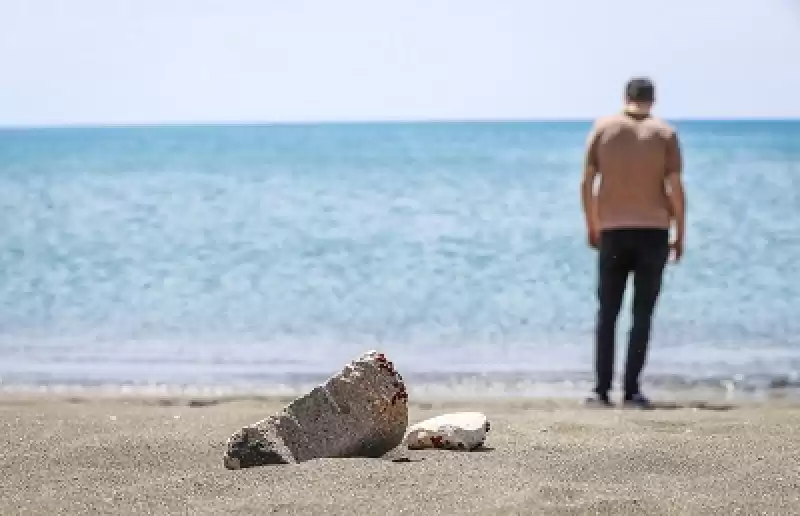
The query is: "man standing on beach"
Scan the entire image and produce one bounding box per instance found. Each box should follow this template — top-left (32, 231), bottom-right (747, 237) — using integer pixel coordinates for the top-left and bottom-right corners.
top-left (581, 77), bottom-right (686, 409)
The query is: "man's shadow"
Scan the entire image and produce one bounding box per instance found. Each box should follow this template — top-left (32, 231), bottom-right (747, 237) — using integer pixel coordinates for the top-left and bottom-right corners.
top-left (647, 400), bottom-right (735, 411)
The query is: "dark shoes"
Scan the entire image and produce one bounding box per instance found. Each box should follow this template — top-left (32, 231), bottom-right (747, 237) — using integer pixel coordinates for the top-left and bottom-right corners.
top-left (584, 393), bottom-right (615, 408)
top-left (623, 393), bottom-right (653, 410)
top-left (584, 392), bottom-right (653, 410)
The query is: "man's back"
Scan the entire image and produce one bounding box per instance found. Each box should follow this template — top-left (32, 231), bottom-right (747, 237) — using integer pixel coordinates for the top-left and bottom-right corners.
top-left (586, 113), bottom-right (682, 230)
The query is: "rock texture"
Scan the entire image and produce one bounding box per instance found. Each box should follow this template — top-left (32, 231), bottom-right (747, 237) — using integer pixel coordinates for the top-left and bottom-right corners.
top-left (223, 350), bottom-right (408, 469)
top-left (404, 412), bottom-right (490, 451)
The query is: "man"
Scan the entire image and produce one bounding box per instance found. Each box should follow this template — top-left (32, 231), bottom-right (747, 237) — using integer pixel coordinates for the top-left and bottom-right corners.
top-left (581, 77), bottom-right (686, 409)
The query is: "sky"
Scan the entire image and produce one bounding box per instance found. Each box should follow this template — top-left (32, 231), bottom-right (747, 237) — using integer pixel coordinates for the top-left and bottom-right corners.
top-left (1, 0), bottom-right (799, 126)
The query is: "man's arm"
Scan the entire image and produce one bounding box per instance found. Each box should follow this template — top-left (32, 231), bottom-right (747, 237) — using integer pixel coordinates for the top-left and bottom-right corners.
top-left (581, 126), bottom-right (601, 248)
top-left (665, 132), bottom-right (686, 261)
top-left (666, 172), bottom-right (685, 257)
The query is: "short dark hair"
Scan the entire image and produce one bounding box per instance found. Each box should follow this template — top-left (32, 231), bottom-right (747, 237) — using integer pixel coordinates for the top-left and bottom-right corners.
top-left (625, 77), bottom-right (655, 103)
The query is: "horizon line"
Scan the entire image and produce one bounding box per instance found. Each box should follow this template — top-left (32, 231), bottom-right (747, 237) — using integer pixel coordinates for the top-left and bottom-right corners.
top-left (1, 116), bottom-right (799, 130)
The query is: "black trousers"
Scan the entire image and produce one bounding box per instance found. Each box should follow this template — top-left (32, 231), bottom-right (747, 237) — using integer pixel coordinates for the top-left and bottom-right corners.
top-left (594, 228), bottom-right (669, 398)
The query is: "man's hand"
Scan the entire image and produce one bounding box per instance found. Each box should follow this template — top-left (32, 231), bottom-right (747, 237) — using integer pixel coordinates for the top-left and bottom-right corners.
top-left (670, 236), bottom-right (683, 262)
top-left (587, 224), bottom-right (601, 250)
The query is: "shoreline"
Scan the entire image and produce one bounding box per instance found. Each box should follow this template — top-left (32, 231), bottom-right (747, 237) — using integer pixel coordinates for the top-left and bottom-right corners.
top-left (2, 390), bottom-right (800, 412)
top-left (1, 379), bottom-right (798, 407)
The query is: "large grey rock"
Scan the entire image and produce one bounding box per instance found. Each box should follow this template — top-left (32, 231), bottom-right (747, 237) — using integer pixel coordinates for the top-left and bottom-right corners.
top-left (223, 350), bottom-right (408, 469)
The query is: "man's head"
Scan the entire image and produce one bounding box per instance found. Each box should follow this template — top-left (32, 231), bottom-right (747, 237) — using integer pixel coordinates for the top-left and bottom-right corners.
top-left (624, 77), bottom-right (656, 113)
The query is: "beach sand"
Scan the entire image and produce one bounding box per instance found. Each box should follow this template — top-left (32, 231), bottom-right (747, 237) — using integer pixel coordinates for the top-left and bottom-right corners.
top-left (2, 394), bottom-right (799, 515)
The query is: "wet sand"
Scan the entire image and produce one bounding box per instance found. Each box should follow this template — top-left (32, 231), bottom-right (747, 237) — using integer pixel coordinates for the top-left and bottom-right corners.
top-left (2, 395), bottom-right (799, 515)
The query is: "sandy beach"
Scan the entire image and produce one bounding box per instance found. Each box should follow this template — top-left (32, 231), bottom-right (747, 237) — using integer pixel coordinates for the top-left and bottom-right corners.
top-left (2, 394), bottom-right (799, 515)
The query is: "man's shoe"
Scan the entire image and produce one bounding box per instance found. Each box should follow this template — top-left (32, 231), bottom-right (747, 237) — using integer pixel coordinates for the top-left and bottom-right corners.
top-left (584, 393), bottom-right (615, 408)
top-left (623, 393), bottom-right (653, 410)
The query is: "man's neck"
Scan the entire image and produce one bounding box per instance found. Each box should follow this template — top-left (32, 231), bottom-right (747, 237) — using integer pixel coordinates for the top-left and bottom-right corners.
top-left (623, 103), bottom-right (651, 120)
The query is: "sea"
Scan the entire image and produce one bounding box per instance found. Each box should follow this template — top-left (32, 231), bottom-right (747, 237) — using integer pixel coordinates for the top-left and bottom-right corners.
top-left (1, 120), bottom-right (799, 399)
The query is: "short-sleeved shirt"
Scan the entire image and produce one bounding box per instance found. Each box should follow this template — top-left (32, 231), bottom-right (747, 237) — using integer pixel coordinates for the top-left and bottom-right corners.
top-left (585, 112), bottom-right (682, 230)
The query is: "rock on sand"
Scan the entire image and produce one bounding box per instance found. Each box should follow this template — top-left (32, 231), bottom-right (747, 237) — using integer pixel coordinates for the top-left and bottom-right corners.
top-left (223, 350), bottom-right (408, 469)
top-left (405, 412), bottom-right (490, 451)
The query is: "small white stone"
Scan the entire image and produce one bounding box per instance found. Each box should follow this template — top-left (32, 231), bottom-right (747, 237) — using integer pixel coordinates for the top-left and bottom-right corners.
top-left (404, 412), bottom-right (490, 451)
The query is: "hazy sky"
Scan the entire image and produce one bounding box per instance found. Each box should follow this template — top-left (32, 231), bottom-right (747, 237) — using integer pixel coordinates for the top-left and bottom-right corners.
top-left (1, 0), bottom-right (799, 126)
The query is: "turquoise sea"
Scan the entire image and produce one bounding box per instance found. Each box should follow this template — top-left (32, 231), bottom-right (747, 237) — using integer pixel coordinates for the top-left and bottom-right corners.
top-left (1, 121), bottom-right (799, 398)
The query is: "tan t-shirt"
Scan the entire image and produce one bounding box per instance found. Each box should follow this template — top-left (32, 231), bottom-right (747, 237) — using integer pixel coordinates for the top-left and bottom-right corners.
top-left (585, 112), bottom-right (682, 230)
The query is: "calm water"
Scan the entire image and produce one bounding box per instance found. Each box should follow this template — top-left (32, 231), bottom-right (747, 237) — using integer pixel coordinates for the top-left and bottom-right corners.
top-left (1, 121), bottom-right (799, 397)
